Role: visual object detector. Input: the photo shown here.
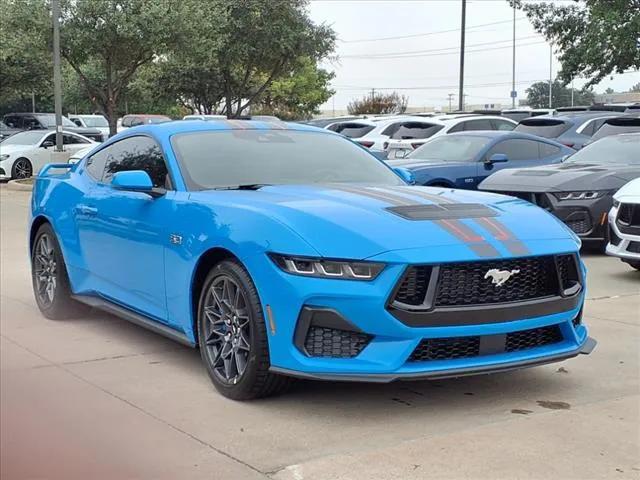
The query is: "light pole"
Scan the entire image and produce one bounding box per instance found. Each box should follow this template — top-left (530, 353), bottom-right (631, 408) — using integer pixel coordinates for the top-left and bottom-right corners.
top-left (548, 43), bottom-right (553, 109)
top-left (52, 0), bottom-right (63, 152)
top-left (458, 0), bottom-right (466, 112)
top-left (447, 93), bottom-right (454, 112)
top-left (511, 2), bottom-right (516, 108)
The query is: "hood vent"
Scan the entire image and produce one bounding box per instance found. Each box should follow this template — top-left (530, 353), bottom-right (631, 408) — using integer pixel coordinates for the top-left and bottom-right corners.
top-left (386, 203), bottom-right (498, 221)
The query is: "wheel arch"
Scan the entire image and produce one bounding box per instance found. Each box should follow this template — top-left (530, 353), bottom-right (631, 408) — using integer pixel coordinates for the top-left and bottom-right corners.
top-left (29, 215), bottom-right (51, 253)
top-left (190, 246), bottom-right (241, 342)
top-left (425, 180), bottom-right (454, 188)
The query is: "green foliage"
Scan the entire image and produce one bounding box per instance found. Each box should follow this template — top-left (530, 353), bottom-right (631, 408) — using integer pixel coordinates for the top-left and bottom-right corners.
top-left (59, 0), bottom-right (189, 133)
top-left (525, 80), bottom-right (595, 109)
top-left (253, 58), bottom-right (335, 120)
top-left (0, 0), bottom-right (52, 105)
top-left (347, 92), bottom-right (409, 115)
top-left (512, 0), bottom-right (640, 87)
top-left (630, 82), bottom-right (640, 93)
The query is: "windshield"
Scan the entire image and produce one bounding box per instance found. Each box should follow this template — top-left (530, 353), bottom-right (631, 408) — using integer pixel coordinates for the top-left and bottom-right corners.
top-left (0, 131), bottom-right (44, 145)
top-left (171, 130), bottom-right (404, 190)
top-left (408, 135), bottom-right (492, 161)
top-left (565, 135), bottom-right (640, 164)
top-left (391, 122), bottom-right (443, 140)
top-left (36, 115), bottom-right (76, 127)
top-left (515, 119), bottom-right (570, 138)
top-left (79, 116), bottom-right (108, 127)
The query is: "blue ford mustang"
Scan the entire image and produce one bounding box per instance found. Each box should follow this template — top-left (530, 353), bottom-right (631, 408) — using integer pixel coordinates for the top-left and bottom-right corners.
top-left (30, 120), bottom-right (595, 399)
top-left (388, 131), bottom-right (574, 189)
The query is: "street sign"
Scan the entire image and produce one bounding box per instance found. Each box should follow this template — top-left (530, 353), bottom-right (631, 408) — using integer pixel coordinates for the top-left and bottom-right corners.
top-left (510, 90), bottom-right (518, 98)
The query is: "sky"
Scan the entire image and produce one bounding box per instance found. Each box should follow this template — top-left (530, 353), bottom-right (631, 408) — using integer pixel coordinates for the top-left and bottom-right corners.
top-left (308, 0), bottom-right (640, 111)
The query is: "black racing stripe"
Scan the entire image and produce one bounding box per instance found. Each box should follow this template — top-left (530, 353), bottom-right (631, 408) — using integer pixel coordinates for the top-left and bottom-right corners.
top-left (386, 186), bottom-right (455, 204)
top-left (475, 217), bottom-right (530, 256)
top-left (328, 184), bottom-right (414, 207)
top-left (434, 219), bottom-right (500, 258)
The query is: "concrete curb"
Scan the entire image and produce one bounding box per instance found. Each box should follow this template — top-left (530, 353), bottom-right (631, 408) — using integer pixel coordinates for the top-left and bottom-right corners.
top-left (6, 179), bottom-right (33, 191)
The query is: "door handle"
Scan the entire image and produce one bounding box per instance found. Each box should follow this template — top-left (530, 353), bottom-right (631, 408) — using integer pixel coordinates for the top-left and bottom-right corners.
top-left (76, 204), bottom-right (98, 216)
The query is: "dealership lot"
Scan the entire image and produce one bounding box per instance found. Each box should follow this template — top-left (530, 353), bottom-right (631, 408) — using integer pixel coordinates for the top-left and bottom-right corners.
top-left (1, 185), bottom-right (638, 479)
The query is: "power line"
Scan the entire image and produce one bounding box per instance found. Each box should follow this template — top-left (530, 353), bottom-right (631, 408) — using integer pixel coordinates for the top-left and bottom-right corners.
top-left (341, 35), bottom-right (541, 59)
top-left (333, 79), bottom-right (548, 91)
top-left (341, 17), bottom-right (529, 43)
top-left (342, 41), bottom-right (547, 60)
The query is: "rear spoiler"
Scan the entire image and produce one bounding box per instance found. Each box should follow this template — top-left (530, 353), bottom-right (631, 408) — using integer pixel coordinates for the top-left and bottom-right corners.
top-left (38, 163), bottom-right (74, 177)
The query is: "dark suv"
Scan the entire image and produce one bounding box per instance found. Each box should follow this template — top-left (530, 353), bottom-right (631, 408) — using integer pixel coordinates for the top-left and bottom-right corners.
top-left (2, 113), bottom-right (104, 142)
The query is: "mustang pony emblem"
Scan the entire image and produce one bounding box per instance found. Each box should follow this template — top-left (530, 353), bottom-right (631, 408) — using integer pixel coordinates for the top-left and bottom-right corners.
top-left (484, 268), bottom-right (520, 287)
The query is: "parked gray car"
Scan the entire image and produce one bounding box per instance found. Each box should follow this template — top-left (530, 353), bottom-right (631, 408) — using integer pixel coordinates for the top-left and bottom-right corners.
top-left (2, 113), bottom-right (104, 142)
top-left (514, 112), bottom-right (620, 149)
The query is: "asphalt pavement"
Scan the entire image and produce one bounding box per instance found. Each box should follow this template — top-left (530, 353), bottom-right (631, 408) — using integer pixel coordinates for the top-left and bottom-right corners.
top-left (1, 185), bottom-right (638, 480)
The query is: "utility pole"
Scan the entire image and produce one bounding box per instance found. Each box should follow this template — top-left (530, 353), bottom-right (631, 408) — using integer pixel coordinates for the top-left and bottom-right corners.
top-left (52, 0), bottom-right (63, 152)
top-left (571, 77), bottom-right (574, 106)
top-left (447, 93), bottom-right (454, 112)
top-left (31, 92), bottom-right (36, 113)
top-left (458, 0), bottom-right (466, 112)
top-left (548, 43), bottom-right (553, 109)
top-left (511, 2), bottom-right (516, 108)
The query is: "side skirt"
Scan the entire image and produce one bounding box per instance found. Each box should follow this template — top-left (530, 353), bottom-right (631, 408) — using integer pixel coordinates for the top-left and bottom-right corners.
top-left (71, 294), bottom-right (196, 348)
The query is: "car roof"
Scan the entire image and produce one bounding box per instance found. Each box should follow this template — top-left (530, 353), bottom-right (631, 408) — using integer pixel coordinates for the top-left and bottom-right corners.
top-left (522, 111), bottom-right (620, 123)
top-left (445, 130), bottom-right (565, 143)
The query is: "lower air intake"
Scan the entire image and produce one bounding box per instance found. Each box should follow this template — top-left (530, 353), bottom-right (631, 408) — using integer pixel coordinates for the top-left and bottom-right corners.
top-left (304, 326), bottom-right (371, 358)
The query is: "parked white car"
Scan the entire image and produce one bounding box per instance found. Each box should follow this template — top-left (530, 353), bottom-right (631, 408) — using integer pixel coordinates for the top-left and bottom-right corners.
top-left (0, 130), bottom-right (96, 180)
top-left (607, 177), bottom-right (640, 270)
top-left (385, 115), bottom-right (516, 160)
top-left (67, 114), bottom-right (110, 139)
top-left (67, 144), bottom-right (99, 164)
top-left (326, 115), bottom-right (421, 150)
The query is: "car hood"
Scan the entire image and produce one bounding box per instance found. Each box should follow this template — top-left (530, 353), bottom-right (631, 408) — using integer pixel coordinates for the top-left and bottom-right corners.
top-left (478, 162), bottom-right (640, 193)
top-left (0, 144), bottom-right (33, 155)
top-left (190, 184), bottom-right (577, 260)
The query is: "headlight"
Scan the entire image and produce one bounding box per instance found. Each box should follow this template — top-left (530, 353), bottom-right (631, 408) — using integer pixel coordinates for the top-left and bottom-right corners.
top-left (269, 253), bottom-right (385, 281)
top-left (0, 154), bottom-right (9, 161)
top-left (553, 191), bottom-right (606, 201)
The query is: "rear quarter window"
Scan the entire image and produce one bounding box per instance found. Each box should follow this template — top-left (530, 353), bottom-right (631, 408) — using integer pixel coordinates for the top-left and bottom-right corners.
top-left (391, 122), bottom-right (443, 139)
top-left (329, 123), bottom-right (375, 138)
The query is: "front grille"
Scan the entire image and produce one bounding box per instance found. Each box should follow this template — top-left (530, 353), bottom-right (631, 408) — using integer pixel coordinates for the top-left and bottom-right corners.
top-left (393, 266), bottom-right (431, 306)
top-left (434, 256), bottom-right (559, 307)
top-left (617, 203), bottom-right (640, 235)
top-left (505, 325), bottom-right (563, 352)
top-left (304, 326), bottom-right (371, 358)
top-left (566, 217), bottom-right (591, 234)
top-left (408, 325), bottom-right (563, 362)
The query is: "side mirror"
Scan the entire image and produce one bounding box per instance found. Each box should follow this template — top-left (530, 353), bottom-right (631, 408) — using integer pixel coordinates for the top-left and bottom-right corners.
top-left (393, 167), bottom-right (416, 185)
top-left (487, 153), bottom-right (509, 164)
top-left (111, 170), bottom-right (164, 198)
top-left (72, 119), bottom-right (82, 127)
top-left (41, 140), bottom-right (54, 148)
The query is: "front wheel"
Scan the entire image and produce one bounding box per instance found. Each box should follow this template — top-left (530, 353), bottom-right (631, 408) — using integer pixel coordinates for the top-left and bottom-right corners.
top-left (197, 259), bottom-right (291, 400)
top-left (11, 157), bottom-right (33, 179)
top-left (625, 260), bottom-right (640, 271)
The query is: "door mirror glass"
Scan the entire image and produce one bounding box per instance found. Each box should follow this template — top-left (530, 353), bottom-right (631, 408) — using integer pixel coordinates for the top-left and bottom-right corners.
top-left (393, 167), bottom-right (416, 185)
top-left (487, 153), bottom-right (509, 163)
top-left (41, 140), bottom-right (54, 148)
top-left (72, 119), bottom-right (82, 127)
top-left (111, 170), bottom-right (154, 192)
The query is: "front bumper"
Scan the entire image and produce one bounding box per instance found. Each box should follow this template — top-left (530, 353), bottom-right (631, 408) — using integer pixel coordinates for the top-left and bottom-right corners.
top-left (606, 203), bottom-right (640, 262)
top-left (249, 241), bottom-right (594, 380)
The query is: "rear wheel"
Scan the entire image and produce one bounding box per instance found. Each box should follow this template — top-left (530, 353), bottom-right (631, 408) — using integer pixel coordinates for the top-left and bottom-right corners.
top-left (31, 223), bottom-right (85, 319)
top-left (197, 259), bottom-right (291, 400)
top-left (11, 157), bottom-right (32, 179)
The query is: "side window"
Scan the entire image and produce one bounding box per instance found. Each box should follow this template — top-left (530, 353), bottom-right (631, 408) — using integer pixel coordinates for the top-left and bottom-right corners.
top-left (42, 133), bottom-right (56, 145)
top-left (102, 136), bottom-right (170, 188)
top-left (121, 117), bottom-right (132, 127)
top-left (486, 139), bottom-right (541, 161)
top-left (85, 148), bottom-right (108, 180)
top-left (24, 117), bottom-right (40, 129)
top-left (448, 122), bottom-right (464, 133)
top-left (589, 118), bottom-right (609, 137)
top-left (71, 118), bottom-right (83, 127)
top-left (492, 119), bottom-right (515, 131)
top-left (63, 134), bottom-right (90, 145)
top-left (580, 120), bottom-right (595, 137)
top-left (4, 116), bottom-right (21, 128)
top-left (462, 119), bottom-right (494, 131)
top-left (539, 142), bottom-right (561, 158)
top-left (381, 122), bottom-right (403, 136)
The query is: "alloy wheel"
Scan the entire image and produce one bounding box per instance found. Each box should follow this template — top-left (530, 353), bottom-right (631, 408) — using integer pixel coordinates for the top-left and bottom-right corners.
top-left (202, 275), bottom-right (251, 385)
top-left (13, 159), bottom-right (32, 179)
top-left (33, 234), bottom-right (57, 306)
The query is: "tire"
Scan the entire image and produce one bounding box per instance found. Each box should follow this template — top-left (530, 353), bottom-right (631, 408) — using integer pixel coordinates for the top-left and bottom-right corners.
top-left (197, 259), bottom-right (291, 400)
top-left (31, 223), bottom-right (86, 319)
top-left (11, 157), bottom-right (33, 179)
top-left (625, 260), bottom-right (640, 271)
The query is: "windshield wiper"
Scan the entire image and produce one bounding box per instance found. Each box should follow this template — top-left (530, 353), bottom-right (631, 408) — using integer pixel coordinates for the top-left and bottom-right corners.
top-left (213, 184), bottom-right (272, 191)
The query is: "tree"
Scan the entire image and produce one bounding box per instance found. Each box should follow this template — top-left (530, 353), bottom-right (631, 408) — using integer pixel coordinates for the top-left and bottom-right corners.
top-left (630, 82), bottom-right (640, 93)
top-left (604, 87), bottom-right (615, 94)
top-left (252, 57), bottom-right (335, 120)
top-left (59, 0), bottom-right (189, 135)
top-left (0, 0), bottom-right (52, 107)
top-left (511, 0), bottom-right (640, 87)
top-left (184, 0), bottom-right (335, 118)
top-left (526, 80), bottom-right (595, 108)
top-left (347, 92), bottom-right (409, 115)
